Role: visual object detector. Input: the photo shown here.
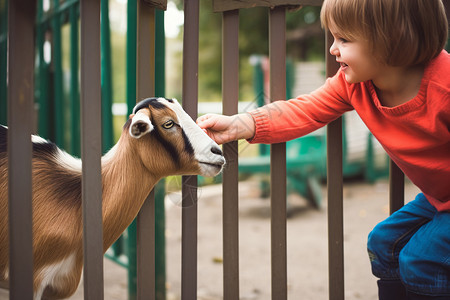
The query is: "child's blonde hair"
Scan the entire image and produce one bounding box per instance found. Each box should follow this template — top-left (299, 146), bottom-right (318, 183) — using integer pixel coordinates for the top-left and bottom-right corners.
top-left (320, 0), bottom-right (448, 67)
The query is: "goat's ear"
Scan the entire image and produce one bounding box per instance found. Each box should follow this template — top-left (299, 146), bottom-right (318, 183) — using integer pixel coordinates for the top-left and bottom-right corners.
top-left (129, 109), bottom-right (154, 139)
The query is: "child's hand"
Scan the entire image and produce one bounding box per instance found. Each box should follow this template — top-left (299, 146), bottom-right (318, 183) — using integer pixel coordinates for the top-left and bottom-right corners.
top-left (196, 113), bottom-right (255, 145)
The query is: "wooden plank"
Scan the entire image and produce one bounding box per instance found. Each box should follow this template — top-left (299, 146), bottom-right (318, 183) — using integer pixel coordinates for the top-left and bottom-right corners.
top-left (325, 30), bottom-right (345, 300)
top-left (213, 0), bottom-right (322, 12)
top-left (80, 0), bottom-right (104, 298)
top-left (222, 9), bottom-right (240, 300)
top-left (136, 1), bottom-right (156, 299)
top-left (7, 1), bottom-right (36, 299)
top-left (269, 6), bottom-right (287, 300)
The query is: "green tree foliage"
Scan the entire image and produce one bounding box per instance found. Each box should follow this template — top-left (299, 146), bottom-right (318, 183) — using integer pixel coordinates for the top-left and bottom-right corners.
top-left (171, 1), bottom-right (324, 102)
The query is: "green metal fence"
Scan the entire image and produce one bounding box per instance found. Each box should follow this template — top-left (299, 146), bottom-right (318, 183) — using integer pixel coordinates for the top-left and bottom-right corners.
top-left (35, 0), bottom-right (113, 153)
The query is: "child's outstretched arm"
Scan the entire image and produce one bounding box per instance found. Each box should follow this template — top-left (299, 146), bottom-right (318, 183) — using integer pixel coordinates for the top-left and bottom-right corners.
top-left (196, 113), bottom-right (255, 145)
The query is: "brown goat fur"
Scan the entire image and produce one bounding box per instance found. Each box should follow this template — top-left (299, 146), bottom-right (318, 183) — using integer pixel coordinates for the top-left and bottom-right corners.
top-left (0, 98), bottom-right (224, 299)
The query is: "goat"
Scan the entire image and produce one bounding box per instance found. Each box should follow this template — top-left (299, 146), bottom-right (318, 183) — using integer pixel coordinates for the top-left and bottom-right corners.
top-left (0, 97), bottom-right (225, 300)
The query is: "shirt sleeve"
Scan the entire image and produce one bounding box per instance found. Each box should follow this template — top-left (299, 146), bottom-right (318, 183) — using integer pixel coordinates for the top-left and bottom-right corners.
top-left (248, 70), bottom-right (354, 144)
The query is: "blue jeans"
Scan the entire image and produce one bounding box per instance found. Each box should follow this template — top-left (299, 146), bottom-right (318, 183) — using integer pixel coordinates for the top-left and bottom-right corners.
top-left (367, 193), bottom-right (450, 296)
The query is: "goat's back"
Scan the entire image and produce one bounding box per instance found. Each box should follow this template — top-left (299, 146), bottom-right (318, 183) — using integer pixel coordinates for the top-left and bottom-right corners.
top-left (0, 125), bottom-right (84, 292)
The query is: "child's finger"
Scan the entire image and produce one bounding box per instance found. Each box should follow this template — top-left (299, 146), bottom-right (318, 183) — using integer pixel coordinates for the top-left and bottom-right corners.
top-left (196, 114), bottom-right (216, 129)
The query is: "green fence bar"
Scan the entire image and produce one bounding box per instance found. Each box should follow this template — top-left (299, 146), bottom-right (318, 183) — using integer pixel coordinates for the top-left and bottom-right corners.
top-left (126, 0), bottom-right (137, 115)
top-left (101, 0), bottom-right (114, 154)
top-left (52, 0), bottom-right (65, 147)
top-left (36, 0), bottom-right (50, 138)
top-left (69, 3), bottom-right (80, 156)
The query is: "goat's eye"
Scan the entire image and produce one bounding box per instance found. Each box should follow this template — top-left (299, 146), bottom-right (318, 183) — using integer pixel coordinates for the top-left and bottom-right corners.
top-left (162, 120), bottom-right (175, 129)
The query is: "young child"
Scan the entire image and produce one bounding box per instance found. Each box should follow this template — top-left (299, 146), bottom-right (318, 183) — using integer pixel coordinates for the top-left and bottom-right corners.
top-left (196, 0), bottom-right (449, 299)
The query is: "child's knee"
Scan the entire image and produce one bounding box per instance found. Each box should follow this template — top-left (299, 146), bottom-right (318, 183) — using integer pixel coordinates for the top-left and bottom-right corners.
top-left (367, 224), bottom-right (399, 279)
top-left (367, 222), bottom-right (390, 258)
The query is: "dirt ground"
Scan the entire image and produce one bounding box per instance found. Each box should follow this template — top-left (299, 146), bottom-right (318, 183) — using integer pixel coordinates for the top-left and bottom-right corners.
top-left (0, 178), bottom-right (421, 300)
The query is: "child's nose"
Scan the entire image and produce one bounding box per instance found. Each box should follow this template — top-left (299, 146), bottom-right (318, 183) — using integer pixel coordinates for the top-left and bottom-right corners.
top-left (329, 41), bottom-right (339, 56)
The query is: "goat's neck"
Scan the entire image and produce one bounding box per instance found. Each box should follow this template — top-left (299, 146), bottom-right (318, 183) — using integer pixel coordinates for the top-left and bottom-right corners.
top-left (101, 139), bottom-right (160, 251)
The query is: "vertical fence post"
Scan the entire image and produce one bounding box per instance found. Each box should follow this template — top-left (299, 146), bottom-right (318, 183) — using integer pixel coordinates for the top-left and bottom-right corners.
top-left (80, 0), bottom-right (104, 298)
top-left (222, 9), bottom-right (240, 300)
top-left (136, 1), bottom-right (156, 299)
top-left (7, 1), bottom-right (36, 298)
top-left (389, 160), bottom-right (404, 214)
top-left (325, 30), bottom-right (345, 300)
top-left (181, 0), bottom-right (200, 298)
top-left (155, 9), bottom-right (167, 300)
top-left (268, 6), bottom-right (288, 300)
top-left (126, 1), bottom-right (138, 298)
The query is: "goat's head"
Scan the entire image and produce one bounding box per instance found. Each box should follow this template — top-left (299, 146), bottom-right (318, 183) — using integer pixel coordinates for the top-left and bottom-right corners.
top-left (125, 97), bottom-right (225, 177)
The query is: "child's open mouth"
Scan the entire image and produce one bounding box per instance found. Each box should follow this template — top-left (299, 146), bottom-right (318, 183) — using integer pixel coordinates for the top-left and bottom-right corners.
top-left (340, 62), bottom-right (348, 68)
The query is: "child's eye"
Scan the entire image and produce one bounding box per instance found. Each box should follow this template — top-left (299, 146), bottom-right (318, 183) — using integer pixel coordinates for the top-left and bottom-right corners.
top-left (338, 38), bottom-right (348, 43)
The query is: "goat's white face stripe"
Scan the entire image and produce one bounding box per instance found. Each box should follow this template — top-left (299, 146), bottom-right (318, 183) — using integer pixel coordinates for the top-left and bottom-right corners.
top-left (156, 98), bottom-right (224, 172)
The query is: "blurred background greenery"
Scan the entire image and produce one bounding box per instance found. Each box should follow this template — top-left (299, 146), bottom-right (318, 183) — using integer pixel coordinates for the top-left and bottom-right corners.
top-left (68, 0), bottom-right (325, 142)
top-left (97, 0), bottom-right (325, 107)
top-left (167, 0), bottom-right (324, 102)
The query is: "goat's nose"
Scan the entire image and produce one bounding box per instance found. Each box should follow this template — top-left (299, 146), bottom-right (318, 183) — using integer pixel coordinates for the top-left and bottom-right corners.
top-left (211, 145), bottom-right (223, 156)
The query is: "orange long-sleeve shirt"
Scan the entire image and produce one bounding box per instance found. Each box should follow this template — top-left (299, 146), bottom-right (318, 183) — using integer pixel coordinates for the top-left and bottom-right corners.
top-left (249, 50), bottom-right (450, 212)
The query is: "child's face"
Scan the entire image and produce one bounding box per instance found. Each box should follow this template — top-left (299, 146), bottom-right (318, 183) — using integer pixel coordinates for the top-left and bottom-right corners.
top-left (329, 30), bottom-right (382, 84)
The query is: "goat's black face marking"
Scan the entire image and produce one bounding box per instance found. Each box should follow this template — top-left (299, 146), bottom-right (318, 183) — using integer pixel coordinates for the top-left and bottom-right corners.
top-left (152, 125), bottom-right (181, 168)
top-left (182, 130), bottom-right (195, 156)
top-left (133, 97), bottom-right (172, 114)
